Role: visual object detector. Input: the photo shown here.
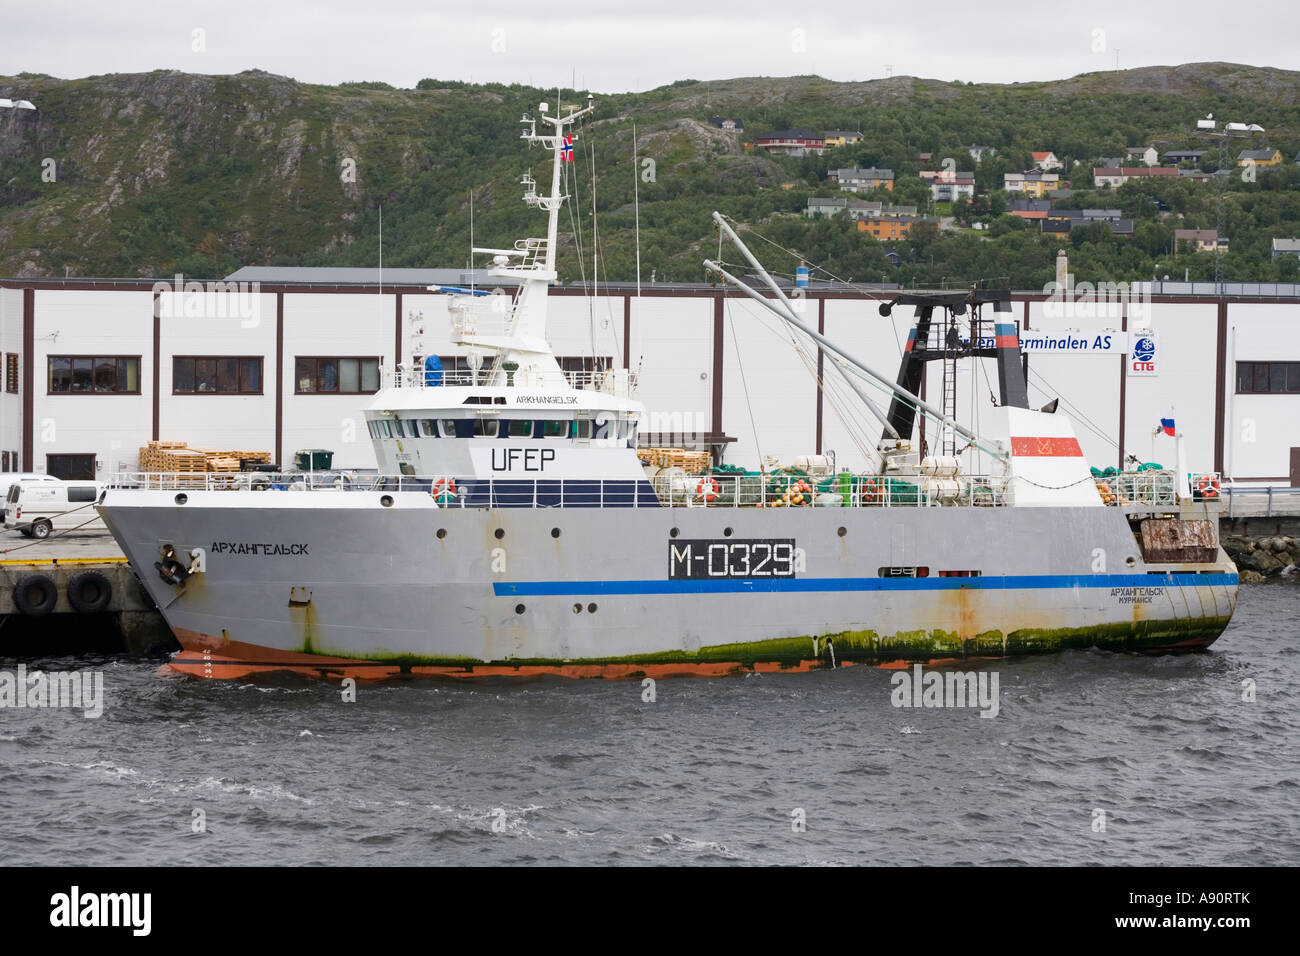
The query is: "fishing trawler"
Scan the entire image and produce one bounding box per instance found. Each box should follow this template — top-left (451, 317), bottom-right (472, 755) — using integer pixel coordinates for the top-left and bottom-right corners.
top-left (97, 97), bottom-right (1238, 680)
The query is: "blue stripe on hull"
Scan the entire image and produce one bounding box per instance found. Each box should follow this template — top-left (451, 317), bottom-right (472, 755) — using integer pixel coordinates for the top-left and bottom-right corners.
top-left (494, 572), bottom-right (1238, 597)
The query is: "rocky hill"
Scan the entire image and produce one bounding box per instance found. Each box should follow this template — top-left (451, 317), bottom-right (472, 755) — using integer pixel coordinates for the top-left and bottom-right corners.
top-left (2, 63), bottom-right (1299, 283)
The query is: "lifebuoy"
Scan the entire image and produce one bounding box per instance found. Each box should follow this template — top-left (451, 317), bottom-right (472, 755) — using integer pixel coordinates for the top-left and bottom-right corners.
top-left (432, 478), bottom-right (458, 498)
top-left (67, 570), bottom-right (112, 614)
top-left (862, 478), bottom-right (883, 505)
top-left (695, 477), bottom-right (719, 502)
top-left (155, 557), bottom-right (189, 587)
top-left (12, 573), bottom-right (57, 617)
top-left (1197, 475), bottom-right (1220, 499)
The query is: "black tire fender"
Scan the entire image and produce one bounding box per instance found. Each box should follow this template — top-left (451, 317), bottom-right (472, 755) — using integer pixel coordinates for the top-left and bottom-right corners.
top-left (12, 573), bottom-right (58, 617)
top-left (67, 569), bottom-right (113, 614)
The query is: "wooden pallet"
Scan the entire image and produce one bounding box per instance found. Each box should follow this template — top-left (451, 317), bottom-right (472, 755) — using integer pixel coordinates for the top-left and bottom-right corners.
top-left (641, 447), bottom-right (711, 472)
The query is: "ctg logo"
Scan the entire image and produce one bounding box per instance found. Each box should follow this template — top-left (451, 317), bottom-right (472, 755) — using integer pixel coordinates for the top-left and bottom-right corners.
top-left (1130, 334), bottom-right (1158, 375)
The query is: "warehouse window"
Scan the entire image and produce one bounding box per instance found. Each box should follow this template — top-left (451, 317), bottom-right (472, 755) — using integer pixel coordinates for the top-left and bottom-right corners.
top-left (173, 356), bottom-right (263, 394)
top-left (1235, 361), bottom-right (1300, 394)
top-left (5, 353), bottom-right (16, 393)
top-left (48, 356), bottom-right (140, 394)
top-left (296, 357), bottom-right (381, 394)
top-left (46, 454), bottom-right (96, 480)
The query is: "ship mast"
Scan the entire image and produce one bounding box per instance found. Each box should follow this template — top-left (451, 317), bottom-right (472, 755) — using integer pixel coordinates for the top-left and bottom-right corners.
top-left (438, 95), bottom-right (596, 386)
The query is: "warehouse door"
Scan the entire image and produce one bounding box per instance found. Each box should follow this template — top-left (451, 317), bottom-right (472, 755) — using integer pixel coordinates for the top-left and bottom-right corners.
top-left (46, 454), bottom-right (96, 480)
top-left (1290, 448), bottom-right (1300, 488)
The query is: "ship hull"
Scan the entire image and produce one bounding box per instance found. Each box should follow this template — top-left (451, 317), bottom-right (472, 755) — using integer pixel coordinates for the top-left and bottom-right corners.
top-left (100, 489), bottom-right (1238, 680)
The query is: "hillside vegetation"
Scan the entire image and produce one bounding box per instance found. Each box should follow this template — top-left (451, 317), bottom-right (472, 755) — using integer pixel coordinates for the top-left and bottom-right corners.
top-left (2, 64), bottom-right (1300, 287)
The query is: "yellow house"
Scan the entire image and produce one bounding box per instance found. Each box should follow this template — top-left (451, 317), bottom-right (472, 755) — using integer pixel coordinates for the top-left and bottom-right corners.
top-left (1238, 149), bottom-right (1283, 167)
top-left (824, 130), bottom-right (863, 148)
top-left (1004, 171), bottom-right (1058, 199)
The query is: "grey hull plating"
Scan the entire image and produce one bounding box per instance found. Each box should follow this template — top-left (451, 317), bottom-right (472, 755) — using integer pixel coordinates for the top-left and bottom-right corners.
top-left (99, 489), bottom-right (1237, 674)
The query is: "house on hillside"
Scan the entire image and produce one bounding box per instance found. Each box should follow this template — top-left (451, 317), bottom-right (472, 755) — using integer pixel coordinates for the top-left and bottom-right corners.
top-left (1126, 145), bottom-right (1158, 167)
top-left (1174, 228), bottom-right (1227, 253)
top-left (1042, 210), bottom-right (1132, 236)
top-left (1179, 169), bottom-right (1211, 183)
top-left (1007, 199), bottom-right (1051, 220)
top-left (829, 167), bottom-right (894, 192)
top-left (1031, 151), bottom-right (1063, 171)
top-left (806, 197), bottom-right (884, 220)
top-left (807, 196), bottom-right (850, 218)
top-left (858, 215), bottom-right (937, 240)
top-left (1238, 148), bottom-right (1283, 167)
top-left (1164, 149), bottom-right (1204, 165)
top-left (708, 117), bottom-right (744, 131)
top-left (756, 129), bottom-right (825, 156)
top-left (1271, 238), bottom-right (1300, 260)
top-left (1092, 167), bottom-right (1180, 188)
top-left (1004, 171), bottom-right (1059, 198)
top-left (919, 169), bottom-right (975, 201)
top-left (824, 130), bottom-right (863, 147)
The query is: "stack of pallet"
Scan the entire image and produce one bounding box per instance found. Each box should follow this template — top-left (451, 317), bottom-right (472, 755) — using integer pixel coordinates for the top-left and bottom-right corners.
top-left (137, 440), bottom-right (187, 472)
top-left (138, 441), bottom-right (272, 473)
top-left (639, 447), bottom-right (711, 473)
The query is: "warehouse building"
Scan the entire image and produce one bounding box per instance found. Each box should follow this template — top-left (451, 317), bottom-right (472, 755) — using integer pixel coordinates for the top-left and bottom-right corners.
top-left (1, 269), bottom-right (1298, 484)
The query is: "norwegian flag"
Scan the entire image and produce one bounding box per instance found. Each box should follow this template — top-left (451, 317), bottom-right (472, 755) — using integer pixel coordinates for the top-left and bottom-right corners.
top-left (561, 134), bottom-right (574, 162)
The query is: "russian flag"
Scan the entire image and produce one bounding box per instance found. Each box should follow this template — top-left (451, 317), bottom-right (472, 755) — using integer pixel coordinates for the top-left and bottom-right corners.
top-left (1160, 417), bottom-right (1175, 436)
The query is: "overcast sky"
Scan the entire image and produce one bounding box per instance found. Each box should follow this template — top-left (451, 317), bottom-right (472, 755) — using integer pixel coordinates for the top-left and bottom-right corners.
top-left (3, 0), bottom-right (1298, 91)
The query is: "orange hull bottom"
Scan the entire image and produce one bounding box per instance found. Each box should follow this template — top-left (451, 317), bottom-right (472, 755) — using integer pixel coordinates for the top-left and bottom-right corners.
top-left (161, 644), bottom-right (858, 681)
top-left (161, 629), bottom-right (1212, 683)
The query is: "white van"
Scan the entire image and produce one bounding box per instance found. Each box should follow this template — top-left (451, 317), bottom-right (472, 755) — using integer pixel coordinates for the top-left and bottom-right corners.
top-left (4, 479), bottom-right (106, 538)
top-left (0, 473), bottom-right (59, 523)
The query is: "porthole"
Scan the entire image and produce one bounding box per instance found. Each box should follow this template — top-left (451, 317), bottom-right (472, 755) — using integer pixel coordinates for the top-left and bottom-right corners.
top-left (838, 526), bottom-right (847, 537)
top-left (380, 495), bottom-right (394, 508)
top-left (1125, 555), bottom-right (1136, 567)
top-left (436, 528), bottom-right (447, 540)
top-left (587, 603), bottom-right (598, 614)
top-left (174, 493), bottom-right (188, 506)
top-left (670, 527), bottom-right (680, 538)
top-left (551, 527), bottom-right (561, 538)
top-left (723, 527), bottom-right (733, 538)
top-left (495, 528), bottom-right (505, 540)
top-left (573, 603), bottom-right (583, 614)
top-left (515, 604), bottom-right (526, 615)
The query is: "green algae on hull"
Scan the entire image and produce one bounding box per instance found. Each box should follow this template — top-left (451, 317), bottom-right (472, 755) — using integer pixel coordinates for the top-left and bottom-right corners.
top-left (294, 616), bottom-right (1233, 669)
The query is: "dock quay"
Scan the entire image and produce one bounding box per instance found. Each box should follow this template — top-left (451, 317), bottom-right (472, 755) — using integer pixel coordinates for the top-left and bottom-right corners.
top-left (0, 532), bottom-right (176, 655)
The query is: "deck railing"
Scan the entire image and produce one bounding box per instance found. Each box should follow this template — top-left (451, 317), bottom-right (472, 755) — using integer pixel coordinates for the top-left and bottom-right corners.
top-left (104, 471), bottom-right (1014, 508)
top-left (390, 365), bottom-right (637, 394)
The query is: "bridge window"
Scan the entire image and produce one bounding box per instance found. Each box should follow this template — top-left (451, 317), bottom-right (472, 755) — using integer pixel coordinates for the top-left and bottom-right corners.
top-left (473, 418), bottom-right (499, 438)
top-left (418, 419), bottom-right (438, 437)
top-left (573, 417), bottom-right (593, 440)
top-left (507, 419), bottom-right (533, 438)
top-left (541, 420), bottom-right (568, 437)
